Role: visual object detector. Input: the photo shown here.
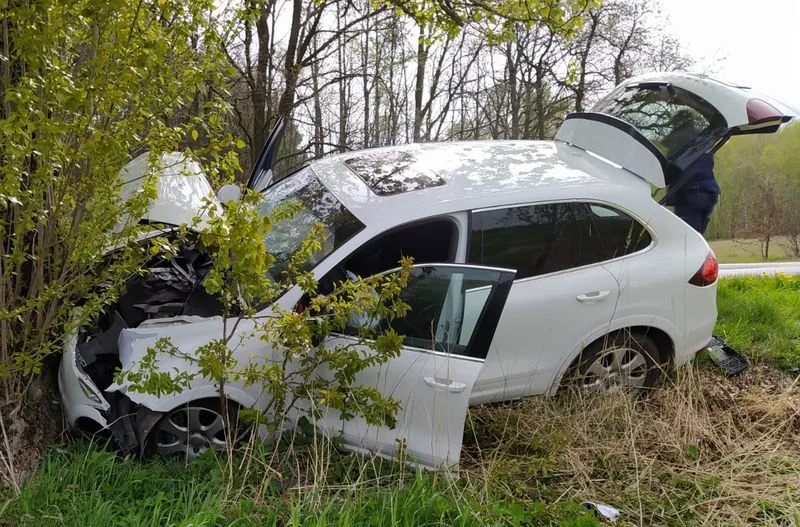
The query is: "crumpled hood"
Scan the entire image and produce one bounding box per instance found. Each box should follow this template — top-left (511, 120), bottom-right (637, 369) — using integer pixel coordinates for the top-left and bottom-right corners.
top-left (107, 317), bottom-right (225, 398)
top-left (118, 151), bottom-right (218, 229)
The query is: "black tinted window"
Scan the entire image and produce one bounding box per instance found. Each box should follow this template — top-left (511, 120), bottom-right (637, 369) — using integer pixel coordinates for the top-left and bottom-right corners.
top-left (576, 203), bottom-right (652, 262)
top-left (468, 204), bottom-right (587, 278)
top-left (344, 150), bottom-right (446, 196)
top-left (468, 203), bottom-right (651, 278)
top-left (591, 85), bottom-right (727, 174)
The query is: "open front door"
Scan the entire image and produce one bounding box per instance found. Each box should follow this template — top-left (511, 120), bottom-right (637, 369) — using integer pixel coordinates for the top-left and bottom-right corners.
top-left (246, 117), bottom-right (286, 192)
top-left (556, 72), bottom-right (797, 188)
top-left (320, 264), bottom-right (515, 471)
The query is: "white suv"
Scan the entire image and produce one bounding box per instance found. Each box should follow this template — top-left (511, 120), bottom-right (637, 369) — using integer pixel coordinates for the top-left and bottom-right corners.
top-left (59, 72), bottom-right (796, 468)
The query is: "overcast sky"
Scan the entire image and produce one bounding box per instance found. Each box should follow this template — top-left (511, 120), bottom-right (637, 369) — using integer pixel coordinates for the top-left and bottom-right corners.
top-left (662, 0), bottom-right (800, 108)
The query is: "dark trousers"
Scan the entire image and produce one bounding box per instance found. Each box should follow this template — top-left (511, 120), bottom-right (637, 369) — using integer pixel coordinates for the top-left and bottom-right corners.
top-left (673, 190), bottom-right (718, 235)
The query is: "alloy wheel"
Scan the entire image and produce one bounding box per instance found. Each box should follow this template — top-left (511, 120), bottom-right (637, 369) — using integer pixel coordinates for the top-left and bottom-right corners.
top-left (153, 404), bottom-right (229, 461)
top-left (579, 345), bottom-right (650, 391)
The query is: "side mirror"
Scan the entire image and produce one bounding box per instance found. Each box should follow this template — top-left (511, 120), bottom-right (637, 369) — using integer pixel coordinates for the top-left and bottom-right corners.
top-left (308, 316), bottom-right (325, 347)
top-left (217, 184), bottom-right (241, 204)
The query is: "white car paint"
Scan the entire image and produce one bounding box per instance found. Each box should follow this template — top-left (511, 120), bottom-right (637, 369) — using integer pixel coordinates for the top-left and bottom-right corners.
top-left (59, 71), bottom-right (795, 470)
top-left (554, 115), bottom-right (667, 187)
top-left (119, 151), bottom-right (217, 228)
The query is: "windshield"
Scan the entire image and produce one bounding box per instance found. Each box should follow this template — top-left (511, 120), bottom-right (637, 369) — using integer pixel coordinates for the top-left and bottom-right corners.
top-left (592, 84), bottom-right (727, 177)
top-left (257, 167), bottom-right (364, 279)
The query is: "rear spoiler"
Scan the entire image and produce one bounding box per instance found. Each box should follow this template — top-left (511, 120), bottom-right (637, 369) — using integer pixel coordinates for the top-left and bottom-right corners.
top-left (554, 112), bottom-right (667, 188)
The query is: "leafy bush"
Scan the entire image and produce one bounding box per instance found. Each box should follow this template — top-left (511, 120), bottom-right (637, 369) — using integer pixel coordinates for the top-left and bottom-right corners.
top-left (0, 0), bottom-right (239, 400)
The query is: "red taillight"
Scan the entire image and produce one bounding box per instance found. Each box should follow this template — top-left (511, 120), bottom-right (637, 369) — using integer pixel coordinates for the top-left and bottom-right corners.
top-left (689, 250), bottom-right (718, 287)
top-left (746, 99), bottom-right (783, 125)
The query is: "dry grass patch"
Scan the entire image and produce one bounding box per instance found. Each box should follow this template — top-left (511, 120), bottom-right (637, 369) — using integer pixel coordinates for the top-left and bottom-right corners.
top-left (463, 365), bottom-right (800, 526)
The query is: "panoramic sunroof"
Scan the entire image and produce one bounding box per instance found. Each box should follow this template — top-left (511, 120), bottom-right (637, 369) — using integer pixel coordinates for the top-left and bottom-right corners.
top-left (344, 150), bottom-right (446, 196)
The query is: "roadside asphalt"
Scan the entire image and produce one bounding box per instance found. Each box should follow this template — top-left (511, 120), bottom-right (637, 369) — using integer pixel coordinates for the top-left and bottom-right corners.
top-left (719, 261), bottom-right (800, 277)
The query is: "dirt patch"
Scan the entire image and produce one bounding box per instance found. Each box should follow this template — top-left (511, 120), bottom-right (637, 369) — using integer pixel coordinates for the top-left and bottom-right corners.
top-left (1, 358), bottom-right (65, 489)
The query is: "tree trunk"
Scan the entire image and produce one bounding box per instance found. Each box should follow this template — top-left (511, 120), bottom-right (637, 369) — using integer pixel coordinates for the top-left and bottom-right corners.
top-left (337, 4), bottom-right (348, 151)
top-left (534, 65), bottom-right (546, 139)
top-left (361, 5), bottom-right (371, 148)
top-left (311, 37), bottom-right (323, 159)
top-left (372, 24), bottom-right (382, 146)
top-left (276, 0), bottom-right (302, 121)
top-left (252, 1), bottom-right (271, 165)
top-left (413, 24), bottom-right (427, 143)
top-left (574, 10), bottom-right (599, 112)
top-left (507, 39), bottom-right (520, 139)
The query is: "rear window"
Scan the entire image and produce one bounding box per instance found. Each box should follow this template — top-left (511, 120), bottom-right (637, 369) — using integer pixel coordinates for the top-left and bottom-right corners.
top-left (592, 85), bottom-right (727, 167)
top-left (468, 203), bottom-right (587, 279)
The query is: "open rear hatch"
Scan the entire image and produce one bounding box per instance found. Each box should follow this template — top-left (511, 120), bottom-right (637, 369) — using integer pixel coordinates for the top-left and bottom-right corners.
top-left (555, 72), bottom-right (797, 188)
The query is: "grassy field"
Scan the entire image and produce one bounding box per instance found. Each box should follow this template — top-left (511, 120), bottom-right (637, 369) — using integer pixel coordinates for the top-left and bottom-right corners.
top-left (715, 274), bottom-right (800, 371)
top-left (708, 237), bottom-right (797, 264)
top-left (2, 275), bottom-right (800, 526)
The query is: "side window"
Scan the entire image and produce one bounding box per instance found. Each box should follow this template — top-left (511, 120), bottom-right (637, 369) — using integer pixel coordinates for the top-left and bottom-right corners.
top-left (468, 204), bottom-right (587, 279)
top-left (345, 266), bottom-right (512, 359)
top-left (468, 202), bottom-right (652, 279)
top-left (577, 203), bottom-right (652, 263)
top-left (317, 218), bottom-right (458, 295)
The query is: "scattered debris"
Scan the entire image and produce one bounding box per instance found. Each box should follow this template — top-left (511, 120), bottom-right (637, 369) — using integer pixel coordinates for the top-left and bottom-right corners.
top-left (581, 501), bottom-right (620, 522)
top-left (77, 245), bottom-right (223, 393)
top-left (705, 334), bottom-right (749, 375)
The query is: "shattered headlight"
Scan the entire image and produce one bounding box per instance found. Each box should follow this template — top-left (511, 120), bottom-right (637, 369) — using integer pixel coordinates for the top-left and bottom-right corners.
top-left (78, 377), bottom-right (104, 406)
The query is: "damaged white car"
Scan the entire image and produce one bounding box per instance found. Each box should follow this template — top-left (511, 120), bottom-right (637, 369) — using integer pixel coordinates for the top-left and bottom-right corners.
top-left (59, 72), bottom-right (796, 469)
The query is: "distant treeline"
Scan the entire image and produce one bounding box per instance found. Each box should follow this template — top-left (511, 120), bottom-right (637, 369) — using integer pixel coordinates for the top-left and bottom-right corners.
top-left (707, 121), bottom-right (800, 256)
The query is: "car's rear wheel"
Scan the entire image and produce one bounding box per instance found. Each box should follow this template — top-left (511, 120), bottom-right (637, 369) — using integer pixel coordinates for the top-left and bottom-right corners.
top-left (144, 398), bottom-right (240, 461)
top-left (570, 331), bottom-right (663, 392)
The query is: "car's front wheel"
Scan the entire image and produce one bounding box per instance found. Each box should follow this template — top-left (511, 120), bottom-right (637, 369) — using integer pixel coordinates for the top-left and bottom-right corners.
top-left (144, 398), bottom-right (240, 461)
top-left (570, 331), bottom-right (664, 392)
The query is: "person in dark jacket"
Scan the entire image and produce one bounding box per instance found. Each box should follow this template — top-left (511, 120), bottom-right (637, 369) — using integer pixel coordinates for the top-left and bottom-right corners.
top-left (662, 111), bottom-right (720, 235)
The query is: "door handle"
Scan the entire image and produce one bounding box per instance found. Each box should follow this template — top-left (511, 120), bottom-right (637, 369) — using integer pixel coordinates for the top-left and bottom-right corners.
top-left (576, 290), bottom-right (610, 303)
top-left (424, 376), bottom-right (466, 393)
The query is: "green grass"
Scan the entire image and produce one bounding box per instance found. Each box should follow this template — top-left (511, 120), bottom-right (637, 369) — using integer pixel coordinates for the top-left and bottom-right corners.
top-left (715, 274), bottom-right (800, 371)
top-left (708, 237), bottom-right (797, 264)
top-left (0, 441), bottom-right (598, 527)
top-left (4, 276), bottom-right (800, 527)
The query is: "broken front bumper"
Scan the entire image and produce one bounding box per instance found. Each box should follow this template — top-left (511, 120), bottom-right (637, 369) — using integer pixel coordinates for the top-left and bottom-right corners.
top-left (59, 334), bottom-right (162, 454)
top-left (58, 334), bottom-right (111, 432)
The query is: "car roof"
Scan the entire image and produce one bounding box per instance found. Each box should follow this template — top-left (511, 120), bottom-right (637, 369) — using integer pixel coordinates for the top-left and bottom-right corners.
top-left (309, 140), bottom-right (652, 228)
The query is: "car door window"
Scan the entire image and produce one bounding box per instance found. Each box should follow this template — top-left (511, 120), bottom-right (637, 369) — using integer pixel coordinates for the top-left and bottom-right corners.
top-left (468, 204), bottom-right (588, 279)
top-left (346, 265), bottom-right (514, 359)
top-left (575, 203), bottom-right (653, 264)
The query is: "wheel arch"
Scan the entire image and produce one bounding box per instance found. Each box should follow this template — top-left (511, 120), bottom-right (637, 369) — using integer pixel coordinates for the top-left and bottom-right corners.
top-left (548, 325), bottom-right (676, 394)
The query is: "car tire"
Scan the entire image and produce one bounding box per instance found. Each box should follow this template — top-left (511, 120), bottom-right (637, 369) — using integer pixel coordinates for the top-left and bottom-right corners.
top-left (143, 398), bottom-right (242, 461)
top-left (569, 331), bottom-right (664, 393)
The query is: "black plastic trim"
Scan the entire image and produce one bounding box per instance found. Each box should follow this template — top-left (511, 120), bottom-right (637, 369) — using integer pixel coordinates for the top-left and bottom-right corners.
top-left (563, 112), bottom-right (668, 171)
top-left (247, 117), bottom-right (286, 192)
top-left (465, 269), bottom-right (516, 360)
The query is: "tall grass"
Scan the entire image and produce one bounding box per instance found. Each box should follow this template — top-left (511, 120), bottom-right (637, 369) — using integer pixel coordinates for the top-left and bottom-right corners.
top-left (0, 439), bottom-right (598, 526)
top-left (464, 366), bottom-right (800, 526)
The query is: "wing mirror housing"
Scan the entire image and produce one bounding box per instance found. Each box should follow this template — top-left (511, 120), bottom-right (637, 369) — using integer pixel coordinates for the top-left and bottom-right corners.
top-left (217, 184), bottom-right (241, 204)
top-left (308, 316), bottom-right (325, 347)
